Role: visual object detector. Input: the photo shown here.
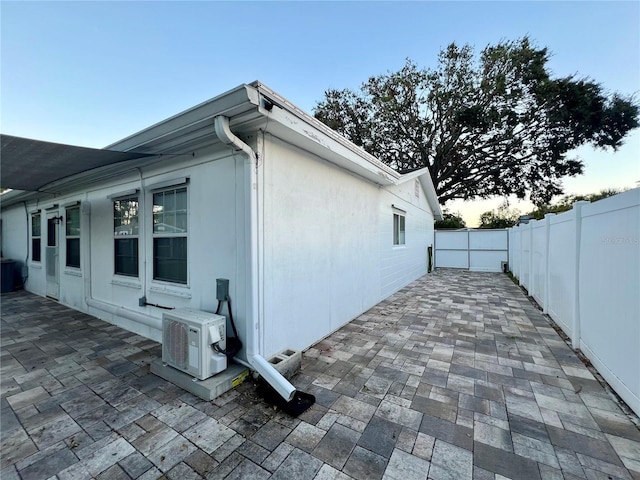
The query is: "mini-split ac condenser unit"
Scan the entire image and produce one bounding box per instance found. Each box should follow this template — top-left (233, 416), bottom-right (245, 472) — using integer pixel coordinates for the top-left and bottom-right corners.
top-left (162, 309), bottom-right (227, 380)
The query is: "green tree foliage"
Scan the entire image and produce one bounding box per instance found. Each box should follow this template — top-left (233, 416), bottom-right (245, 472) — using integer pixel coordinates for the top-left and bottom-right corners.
top-left (478, 188), bottom-right (624, 227)
top-left (434, 211), bottom-right (467, 229)
top-left (528, 188), bottom-right (623, 219)
top-left (314, 38), bottom-right (639, 206)
top-left (478, 206), bottom-right (521, 229)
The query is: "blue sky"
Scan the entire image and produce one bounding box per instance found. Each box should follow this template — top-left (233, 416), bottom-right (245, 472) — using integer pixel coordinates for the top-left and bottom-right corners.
top-left (2, 1), bottom-right (639, 224)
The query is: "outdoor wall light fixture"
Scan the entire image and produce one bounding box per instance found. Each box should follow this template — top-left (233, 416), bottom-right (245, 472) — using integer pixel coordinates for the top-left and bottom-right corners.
top-left (52, 215), bottom-right (64, 224)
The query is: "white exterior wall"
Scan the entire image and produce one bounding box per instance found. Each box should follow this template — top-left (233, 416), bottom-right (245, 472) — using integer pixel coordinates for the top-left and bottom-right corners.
top-left (0, 207), bottom-right (37, 290)
top-left (380, 182), bottom-right (433, 298)
top-left (2, 147), bottom-right (250, 344)
top-left (2, 131), bottom-right (438, 366)
top-left (1, 206), bottom-right (27, 262)
top-left (86, 150), bottom-right (249, 342)
top-left (507, 189), bottom-right (640, 416)
top-left (261, 135), bottom-right (434, 357)
top-left (2, 195), bottom-right (88, 310)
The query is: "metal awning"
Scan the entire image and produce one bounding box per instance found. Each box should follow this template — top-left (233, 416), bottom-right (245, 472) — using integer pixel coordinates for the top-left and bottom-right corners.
top-left (1, 134), bottom-right (154, 191)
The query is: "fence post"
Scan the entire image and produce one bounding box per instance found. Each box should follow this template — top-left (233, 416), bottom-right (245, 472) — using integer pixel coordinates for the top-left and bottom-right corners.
top-left (434, 230), bottom-right (437, 269)
top-left (543, 214), bottom-right (555, 313)
top-left (518, 224), bottom-right (523, 281)
top-left (467, 229), bottom-right (471, 270)
top-left (509, 227), bottom-right (514, 276)
top-left (506, 227), bottom-right (513, 273)
top-left (572, 201), bottom-right (589, 349)
top-left (515, 226), bottom-right (520, 279)
top-left (528, 220), bottom-right (534, 294)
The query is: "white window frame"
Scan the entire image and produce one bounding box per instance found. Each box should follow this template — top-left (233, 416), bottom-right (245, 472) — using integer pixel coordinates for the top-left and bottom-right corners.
top-left (31, 212), bottom-right (42, 263)
top-left (151, 185), bottom-right (188, 285)
top-left (113, 195), bottom-right (140, 277)
top-left (393, 210), bottom-right (406, 246)
top-left (65, 205), bottom-right (81, 268)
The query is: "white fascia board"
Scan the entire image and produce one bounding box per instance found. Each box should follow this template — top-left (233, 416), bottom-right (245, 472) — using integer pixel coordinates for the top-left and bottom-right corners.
top-left (419, 174), bottom-right (443, 220)
top-left (0, 189), bottom-right (22, 205)
top-left (105, 84), bottom-right (261, 152)
top-left (252, 83), bottom-right (400, 185)
top-left (103, 80), bottom-right (399, 186)
top-left (396, 167), bottom-right (429, 183)
top-left (0, 189), bottom-right (52, 210)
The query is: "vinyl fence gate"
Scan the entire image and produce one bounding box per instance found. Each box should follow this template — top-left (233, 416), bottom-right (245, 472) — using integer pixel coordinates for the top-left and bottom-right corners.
top-left (434, 229), bottom-right (509, 273)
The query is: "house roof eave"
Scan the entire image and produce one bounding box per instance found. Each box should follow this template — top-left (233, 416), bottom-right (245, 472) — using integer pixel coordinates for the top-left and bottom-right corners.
top-left (251, 82), bottom-right (401, 184)
top-left (392, 167), bottom-right (443, 220)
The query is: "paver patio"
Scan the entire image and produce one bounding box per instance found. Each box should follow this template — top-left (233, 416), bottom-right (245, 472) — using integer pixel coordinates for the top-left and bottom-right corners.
top-left (1, 269), bottom-right (639, 479)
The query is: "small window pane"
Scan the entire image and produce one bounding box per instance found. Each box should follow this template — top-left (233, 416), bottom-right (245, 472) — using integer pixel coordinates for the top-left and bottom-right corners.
top-left (176, 212), bottom-right (187, 232)
top-left (32, 214), bottom-right (42, 262)
top-left (114, 198), bottom-right (139, 236)
top-left (164, 212), bottom-right (176, 231)
top-left (153, 191), bottom-right (164, 209)
top-left (32, 214), bottom-right (41, 236)
top-left (153, 213), bottom-right (162, 232)
top-left (32, 238), bottom-right (41, 262)
top-left (164, 191), bottom-right (175, 212)
top-left (176, 188), bottom-right (187, 210)
top-left (393, 213), bottom-right (406, 245)
top-left (66, 238), bottom-right (80, 268)
top-left (66, 207), bottom-right (80, 236)
top-left (153, 237), bottom-right (187, 284)
top-left (48, 218), bottom-right (57, 247)
top-left (393, 216), bottom-right (398, 244)
top-left (115, 238), bottom-right (139, 276)
top-left (153, 187), bottom-right (187, 233)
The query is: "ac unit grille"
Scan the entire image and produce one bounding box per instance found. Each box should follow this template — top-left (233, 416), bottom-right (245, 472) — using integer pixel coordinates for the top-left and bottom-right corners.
top-left (164, 320), bottom-right (189, 370)
top-left (161, 309), bottom-right (227, 380)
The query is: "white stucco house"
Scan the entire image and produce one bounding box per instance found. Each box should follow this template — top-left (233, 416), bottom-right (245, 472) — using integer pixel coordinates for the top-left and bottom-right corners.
top-left (1, 82), bottom-right (442, 377)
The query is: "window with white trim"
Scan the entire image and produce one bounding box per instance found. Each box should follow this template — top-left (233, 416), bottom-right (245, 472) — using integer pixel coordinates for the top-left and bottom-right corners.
top-left (152, 186), bottom-right (187, 284)
top-left (114, 197), bottom-right (139, 277)
top-left (31, 213), bottom-right (41, 262)
top-left (393, 212), bottom-right (406, 245)
top-left (65, 206), bottom-right (81, 268)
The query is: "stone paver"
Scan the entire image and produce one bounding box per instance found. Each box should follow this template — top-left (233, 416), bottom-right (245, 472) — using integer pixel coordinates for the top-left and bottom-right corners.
top-left (2, 270), bottom-right (639, 479)
top-left (384, 448), bottom-right (430, 480)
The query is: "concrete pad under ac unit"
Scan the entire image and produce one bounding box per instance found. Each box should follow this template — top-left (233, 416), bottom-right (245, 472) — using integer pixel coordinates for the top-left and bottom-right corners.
top-left (151, 359), bottom-right (249, 401)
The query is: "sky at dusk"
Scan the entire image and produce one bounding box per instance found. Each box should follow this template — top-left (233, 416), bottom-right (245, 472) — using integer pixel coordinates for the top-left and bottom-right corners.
top-left (2, 1), bottom-right (639, 225)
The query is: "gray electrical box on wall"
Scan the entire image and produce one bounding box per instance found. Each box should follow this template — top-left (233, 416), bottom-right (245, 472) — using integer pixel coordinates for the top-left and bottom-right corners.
top-left (216, 278), bottom-right (229, 301)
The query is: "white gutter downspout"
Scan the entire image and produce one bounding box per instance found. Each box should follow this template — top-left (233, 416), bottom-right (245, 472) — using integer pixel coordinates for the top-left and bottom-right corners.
top-left (214, 115), bottom-right (296, 403)
top-left (82, 195), bottom-right (162, 332)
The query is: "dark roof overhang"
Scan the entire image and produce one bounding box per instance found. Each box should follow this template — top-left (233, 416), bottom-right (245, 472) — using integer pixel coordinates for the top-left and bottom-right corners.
top-left (1, 134), bottom-right (154, 192)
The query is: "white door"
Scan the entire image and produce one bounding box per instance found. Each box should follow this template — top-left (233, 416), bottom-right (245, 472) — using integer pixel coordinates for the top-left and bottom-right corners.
top-left (46, 211), bottom-right (60, 299)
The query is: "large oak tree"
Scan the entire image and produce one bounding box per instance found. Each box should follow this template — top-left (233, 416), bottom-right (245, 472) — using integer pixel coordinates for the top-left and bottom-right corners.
top-left (314, 38), bottom-right (638, 205)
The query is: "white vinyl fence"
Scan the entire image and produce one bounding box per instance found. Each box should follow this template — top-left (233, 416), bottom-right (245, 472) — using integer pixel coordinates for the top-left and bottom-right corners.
top-left (435, 229), bottom-right (508, 272)
top-left (508, 189), bottom-right (640, 416)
